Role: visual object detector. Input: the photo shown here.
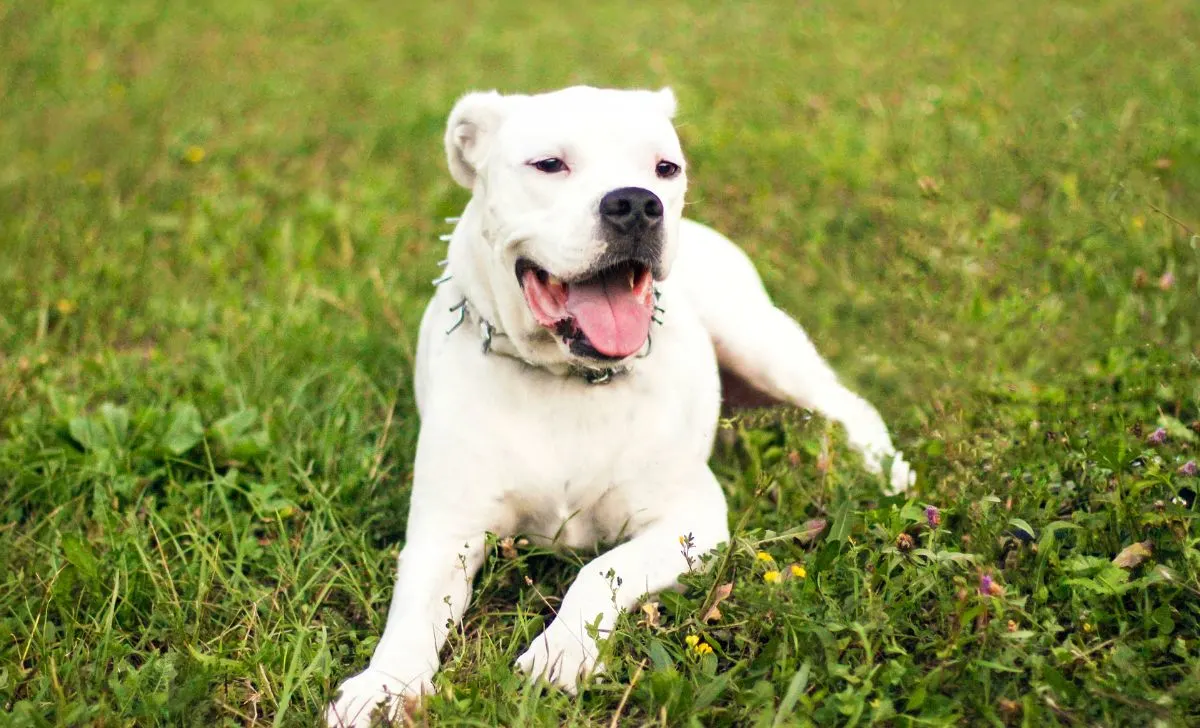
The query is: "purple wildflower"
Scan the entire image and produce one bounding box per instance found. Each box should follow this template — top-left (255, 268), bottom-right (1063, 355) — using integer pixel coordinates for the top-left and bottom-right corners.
top-left (979, 573), bottom-right (994, 596)
top-left (1147, 427), bottom-right (1168, 445)
top-left (1179, 460), bottom-right (1198, 477)
top-left (1159, 271), bottom-right (1175, 291)
top-left (925, 505), bottom-right (941, 528)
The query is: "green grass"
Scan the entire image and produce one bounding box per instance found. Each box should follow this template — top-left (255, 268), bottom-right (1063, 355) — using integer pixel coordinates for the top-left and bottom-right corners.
top-left (2, 0), bottom-right (1200, 724)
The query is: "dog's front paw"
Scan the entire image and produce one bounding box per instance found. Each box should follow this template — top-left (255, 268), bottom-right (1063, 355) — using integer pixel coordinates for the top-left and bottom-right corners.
top-left (515, 622), bottom-right (602, 693)
top-left (885, 451), bottom-right (915, 494)
top-left (854, 440), bottom-right (916, 494)
top-left (325, 666), bottom-right (432, 727)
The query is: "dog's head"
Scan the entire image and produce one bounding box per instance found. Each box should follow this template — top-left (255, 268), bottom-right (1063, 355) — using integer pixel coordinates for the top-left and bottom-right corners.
top-left (445, 86), bottom-right (686, 365)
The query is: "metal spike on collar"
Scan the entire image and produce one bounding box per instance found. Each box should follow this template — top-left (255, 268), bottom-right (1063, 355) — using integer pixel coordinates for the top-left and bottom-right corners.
top-left (480, 320), bottom-right (495, 354)
top-left (432, 273), bottom-right (453, 286)
top-left (438, 234), bottom-right (452, 242)
top-left (446, 299), bottom-right (468, 334)
top-left (444, 216), bottom-right (461, 224)
top-left (584, 368), bottom-right (615, 385)
top-left (638, 332), bottom-right (653, 359)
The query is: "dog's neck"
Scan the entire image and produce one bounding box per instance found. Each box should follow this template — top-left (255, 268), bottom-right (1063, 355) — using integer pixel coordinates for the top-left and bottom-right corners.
top-left (444, 200), bottom-right (502, 330)
top-left (440, 200), bottom-right (647, 384)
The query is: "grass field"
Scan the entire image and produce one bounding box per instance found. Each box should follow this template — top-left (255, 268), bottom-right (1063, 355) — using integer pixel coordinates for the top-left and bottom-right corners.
top-left (3, 0), bottom-right (1200, 725)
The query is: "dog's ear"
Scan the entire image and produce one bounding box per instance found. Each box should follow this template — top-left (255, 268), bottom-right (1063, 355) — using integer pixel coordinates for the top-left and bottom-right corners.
top-left (653, 87), bottom-right (678, 120)
top-left (445, 90), bottom-right (509, 189)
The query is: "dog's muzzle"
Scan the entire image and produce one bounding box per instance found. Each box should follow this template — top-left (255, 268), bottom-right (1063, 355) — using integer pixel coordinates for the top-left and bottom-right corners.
top-left (594, 187), bottom-right (665, 278)
top-left (513, 186), bottom-right (669, 362)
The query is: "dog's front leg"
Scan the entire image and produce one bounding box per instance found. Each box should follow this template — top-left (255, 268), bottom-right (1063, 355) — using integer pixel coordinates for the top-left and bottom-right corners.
top-left (515, 471), bottom-right (729, 691)
top-left (674, 222), bottom-right (914, 492)
top-left (326, 529), bottom-right (486, 727)
top-left (715, 307), bottom-right (914, 492)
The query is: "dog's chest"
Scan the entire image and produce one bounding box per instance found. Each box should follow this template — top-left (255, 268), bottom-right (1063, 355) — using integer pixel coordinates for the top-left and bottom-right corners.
top-left (485, 358), bottom-right (715, 546)
top-left (417, 286), bottom-right (721, 545)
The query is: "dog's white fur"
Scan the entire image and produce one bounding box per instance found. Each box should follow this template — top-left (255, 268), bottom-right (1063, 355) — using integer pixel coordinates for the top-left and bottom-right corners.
top-left (327, 86), bottom-right (912, 726)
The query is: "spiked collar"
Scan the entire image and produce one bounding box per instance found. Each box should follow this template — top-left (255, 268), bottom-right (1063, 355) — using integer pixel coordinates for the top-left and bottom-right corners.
top-left (441, 292), bottom-right (654, 385)
top-left (433, 215), bottom-right (658, 385)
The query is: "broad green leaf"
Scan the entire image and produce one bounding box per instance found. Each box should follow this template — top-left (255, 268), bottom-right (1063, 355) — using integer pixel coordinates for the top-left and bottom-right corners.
top-left (973, 659), bottom-right (1022, 673)
top-left (693, 666), bottom-right (735, 711)
top-left (827, 502), bottom-right (854, 543)
top-left (647, 639), bottom-right (674, 673)
top-left (68, 416), bottom-right (103, 452)
top-left (773, 661), bottom-right (811, 726)
top-left (99, 403), bottom-right (129, 445)
top-left (61, 534), bottom-right (99, 582)
top-left (1008, 517), bottom-right (1036, 539)
top-left (212, 408), bottom-right (259, 440)
top-left (162, 403), bottom-right (204, 455)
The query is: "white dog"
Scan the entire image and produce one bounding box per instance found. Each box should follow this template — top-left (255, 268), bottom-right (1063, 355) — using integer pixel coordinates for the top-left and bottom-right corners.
top-left (327, 86), bottom-right (912, 726)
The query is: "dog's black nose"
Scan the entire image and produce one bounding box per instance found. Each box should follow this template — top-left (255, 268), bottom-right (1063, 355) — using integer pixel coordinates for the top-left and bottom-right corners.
top-left (599, 187), bottom-right (663, 234)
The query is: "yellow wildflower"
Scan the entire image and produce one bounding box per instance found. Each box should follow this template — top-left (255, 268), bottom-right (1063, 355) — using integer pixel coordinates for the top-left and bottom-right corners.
top-left (55, 299), bottom-right (77, 315)
top-left (685, 634), bottom-right (699, 648)
top-left (756, 551), bottom-right (774, 563)
top-left (694, 642), bottom-right (713, 656)
top-left (763, 570), bottom-right (781, 584)
top-left (790, 564), bottom-right (807, 579)
top-left (1131, 215), bottom-right (1145, 230)
top-left (184, 145), bottom-right (206, 164)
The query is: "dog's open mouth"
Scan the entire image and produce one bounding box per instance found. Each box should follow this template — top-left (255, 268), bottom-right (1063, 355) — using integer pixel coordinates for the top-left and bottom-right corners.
top-left (517, 258), bottom-right (655, 360)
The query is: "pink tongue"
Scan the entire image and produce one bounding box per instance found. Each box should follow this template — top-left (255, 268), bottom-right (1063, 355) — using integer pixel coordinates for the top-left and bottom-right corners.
top-left (565, 271), bottom-right (652, 358)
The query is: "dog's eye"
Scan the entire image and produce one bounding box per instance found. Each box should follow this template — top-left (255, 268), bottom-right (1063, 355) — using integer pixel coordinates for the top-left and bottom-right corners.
top-left (530, 158), bottom-right (568, 174)
top-left (655, 160), bottom-right (682, 179)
